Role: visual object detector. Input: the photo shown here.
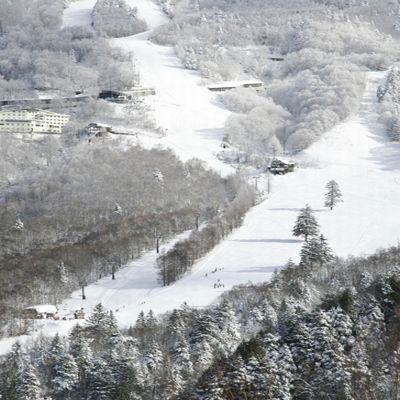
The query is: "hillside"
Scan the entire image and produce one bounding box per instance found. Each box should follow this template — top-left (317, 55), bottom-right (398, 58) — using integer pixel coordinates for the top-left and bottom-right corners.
top-left (0, 0), bottom-right (400, 397)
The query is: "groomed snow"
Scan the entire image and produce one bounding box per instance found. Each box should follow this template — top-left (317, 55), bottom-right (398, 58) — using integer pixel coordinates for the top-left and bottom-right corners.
top-left (1, 0), bottom-right (399, 356)
top-left (111, 34), bottom-right (233, 176)
top-left (62, 0), bottom-right (97, 28)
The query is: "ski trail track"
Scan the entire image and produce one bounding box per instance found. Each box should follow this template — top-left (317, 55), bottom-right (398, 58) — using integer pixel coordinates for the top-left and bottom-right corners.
top-left (61, 0), bottom-right (400, 320)
top-left (1, 0), bottom-right (398, 355)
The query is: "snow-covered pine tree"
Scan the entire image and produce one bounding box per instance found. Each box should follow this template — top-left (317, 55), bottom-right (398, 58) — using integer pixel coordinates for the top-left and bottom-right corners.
top-left (144, 340), bottom-right (163, 373)
top-left (107, 341), bottom-right (143, 400)
top-left (226, 355), bottom-right (249, 397)
top-left (213, 300), bottom-right (241, 354)
top-left (292, 204), bottom-right (319, 241)
top-left (84, 303), bottom-right (120, 353)
top-left (0, 341), bottom-right (23, 398)
top-left (324, 180), bottom-right (343, 210)
top-left (69, 326), bottom-right (94, 398)
top-left (190, 311), bottom-right (219, 373)
top-left (171, 334), bottom-right (193, 383)
top-left (44, 334), bottom-right (79, 400)
top-left (300, 234), bottom-right (333, 267)
top-left (50, 352), bottom-right (79, 399)
top-left (0, 341), bottom-right (43, 400)
top-left (87, 357), bottom-right (114, 400)
top-left (307, 310), bottom-right (352, 399)
top-left (378, 66), bottom-right (400, 103)
top-left (319, 234), bottom-right (334, 266)
top-left (199, 371), bottom-right (226, 400)
top-left (261, 334), bottom-right (295, 400)
top-left (16, 360), bottom-right (43, 400)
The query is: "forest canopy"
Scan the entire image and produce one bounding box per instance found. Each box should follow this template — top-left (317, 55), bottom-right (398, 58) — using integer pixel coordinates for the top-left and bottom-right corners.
top-left (155, 0), bottom-right (398, 158)
top-left (92, 0), bottom-right (147, 37)
top-left (0, 0), bottom-right (136, 99)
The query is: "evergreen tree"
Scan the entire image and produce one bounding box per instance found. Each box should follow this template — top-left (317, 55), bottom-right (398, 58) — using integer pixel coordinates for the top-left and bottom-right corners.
top-left (165, 308), bottom-right (187, 349)
top-left (0, 342), bottom-right (43, 400)
top-left (292, 204), bottom-right (319, 241)
top-left (324, 180), bottom-right (343, 210)
top-left (309, 310), bottom-right (352, 399)
top-left (200, 371), bottom-right (226, 400)
top-left (318, 234), bottom-right (334, 266)
top-left (190, 311), bottom-right (219, 372)
top-left (213, 300), bottom-right (241, 354)
top-left (45, 334), bottom-right (79, 400)
top-left (144, 340), bottom-right (163, 372)
top-left (226, 355), bottom-right (249, 397)
top-left (87, 357), bottom-right (114, 400)
top-left (84, 303), bottom-right (120, 353)
top-left (158, 355), bottom-right (182, 399)
top-left (245, 355), bottom-right (268, 398)
top-left (0, 341), bottom-right (23, 399)
top-left (70, 327), bottom-right (94, 398)
top-left (300, 234), bottom-right (333, 267)
top-left (261, 334), bottom-right (294, 400)
top-left (16, 360), bottom-right (43, 400)
top-left (107, 342), bottom-right (143, 400)
top-left (172, 334), bottom-right (193, 383)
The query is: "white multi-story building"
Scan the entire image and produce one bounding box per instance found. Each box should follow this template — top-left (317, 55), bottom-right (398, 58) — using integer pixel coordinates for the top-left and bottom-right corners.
top-left (0, 109), bottom-right (70, 134)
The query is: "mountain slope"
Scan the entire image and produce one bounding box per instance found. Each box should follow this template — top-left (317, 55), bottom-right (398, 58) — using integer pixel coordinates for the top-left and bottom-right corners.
top-left (50, 0), bottom-right (400, 321)
top-left (0, 0), bottom-right (398, 356)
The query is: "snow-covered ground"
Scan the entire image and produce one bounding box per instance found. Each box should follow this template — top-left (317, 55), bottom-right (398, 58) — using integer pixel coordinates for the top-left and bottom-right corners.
top-left (111, 35), bottom-right (233, 175)
top-left (1, 0), bottom-right (399, 356)
top-left (62, 0), bottom-right (97, 27)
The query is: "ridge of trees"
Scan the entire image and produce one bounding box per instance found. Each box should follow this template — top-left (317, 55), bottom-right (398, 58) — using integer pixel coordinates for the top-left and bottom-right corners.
top-left (378, 65), bottom-right (400, 141)
top-left (92, 0), bottom-right (147, 38)
top-left (0, 145), bottom-right (251, 337)
top-left (157, 179), bottom-right (256, 286)
top-left (154, 0), bottom-right (398, 163)
top-left (2, 243), bottom-right (400, 398)
top-left (0, 0), bottom-right (136, 99)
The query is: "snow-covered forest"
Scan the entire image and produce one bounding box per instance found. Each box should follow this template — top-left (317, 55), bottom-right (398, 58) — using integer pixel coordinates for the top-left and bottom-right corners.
top-left (155, 0), bottom-right (399, 159)
top-left (2, 245), bottom-right (400, 399)
top-left (1, 0), bottom-right (400, 397)
top-left (0, 0), bottom-right (136, 98)
top-left (0, 143), bottom-right (254, 335)
top-left (92, 0), bottom-right (147, 37)
top-left (378, 65), bottom-right (400, 140)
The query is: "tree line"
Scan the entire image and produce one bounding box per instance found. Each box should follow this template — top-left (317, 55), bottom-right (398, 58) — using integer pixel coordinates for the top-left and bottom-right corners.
top-left (2, 241), bottom-right (400, 398)
top-left (0, 145), bottom-right (249, 337)
top-left (154, 0), bottom-right (398, 163)
top-left (157, 179), bottom-right (256, 286)
top-left (0, 0), bottom-right (136, 100)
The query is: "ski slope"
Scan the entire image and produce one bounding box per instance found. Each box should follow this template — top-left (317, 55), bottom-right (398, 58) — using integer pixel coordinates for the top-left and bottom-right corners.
top-left (72, 70), bottom-right (399, 325)
top-left (1, 0), bottom-right (399, 356)
top-left (62, 0), bottom-right (97, 27)
top-left (112, 36), bottom-right (233, 175)
top-left (62, 0), bottom-right (400, 320)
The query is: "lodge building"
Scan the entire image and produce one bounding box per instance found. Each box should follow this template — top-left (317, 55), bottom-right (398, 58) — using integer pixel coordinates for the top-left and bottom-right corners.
top-left (0, 109), bottom-right (70, 134)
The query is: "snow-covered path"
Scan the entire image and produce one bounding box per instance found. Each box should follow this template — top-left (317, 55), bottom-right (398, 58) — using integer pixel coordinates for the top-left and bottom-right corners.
top-left (64, 0), bottom-right (233, 175)
top-left (61, 0), bottom-right (400, 318)
top-left (1, 0), bottom-right (397, 356)
top-left (114, 33), bottom-right (232, 176)
top-left (63, 0), bottom-right (97, 27)
top-left (60, 0), bottom-right (400, 321)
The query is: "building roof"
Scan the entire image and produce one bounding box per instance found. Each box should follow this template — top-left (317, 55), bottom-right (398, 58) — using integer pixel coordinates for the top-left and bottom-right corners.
top-left (25, 305), bottom-right (58, 314)
top-left (208, 80), bottom-right (264, 90)
top-left (0, 109), bottom-right (69, 117)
